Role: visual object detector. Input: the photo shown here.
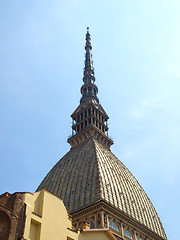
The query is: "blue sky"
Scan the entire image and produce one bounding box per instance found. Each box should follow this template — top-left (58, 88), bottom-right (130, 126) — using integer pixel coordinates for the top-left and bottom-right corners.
top-left (0, 0), bottom-right (180, 239)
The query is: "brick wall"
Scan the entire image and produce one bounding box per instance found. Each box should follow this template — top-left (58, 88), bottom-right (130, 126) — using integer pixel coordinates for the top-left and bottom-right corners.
top-left (0, 192), bottom-right (26, 240)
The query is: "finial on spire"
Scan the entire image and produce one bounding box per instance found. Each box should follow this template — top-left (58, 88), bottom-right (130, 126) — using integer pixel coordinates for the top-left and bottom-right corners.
top-left (85, 27), bottom-right (91, 50)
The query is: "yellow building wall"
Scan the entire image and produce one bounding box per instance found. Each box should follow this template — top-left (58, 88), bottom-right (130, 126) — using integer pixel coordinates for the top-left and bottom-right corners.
top-left (22, 189), bottom-right (115, 240)
top-left (22, 189), bottom-right (78, 240)
top-left (79, 231), bottom-right (114, 240)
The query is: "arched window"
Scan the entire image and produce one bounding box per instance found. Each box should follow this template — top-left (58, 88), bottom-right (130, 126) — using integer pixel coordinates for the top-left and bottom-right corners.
top-left (109, 221), bottom-right (120, 232)
top-left (124, 229), bottom-right (133, 239)
top-left (0, 211), bottom-right (11, 240)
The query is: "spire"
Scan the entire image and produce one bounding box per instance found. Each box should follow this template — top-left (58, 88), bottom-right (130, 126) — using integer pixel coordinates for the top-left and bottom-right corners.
top-left (68, 28), bottom-right (113, 149)
top-left (80, 27), bottom-right (99, 104)
top-left (84, 27), bottom-right (93, 71)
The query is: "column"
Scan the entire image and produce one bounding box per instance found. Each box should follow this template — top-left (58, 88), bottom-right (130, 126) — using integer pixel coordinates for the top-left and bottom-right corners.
top-left (76, 221), bottom-right (79, 229)
top-left (94, 214), bottom-right (97, 228)
top-left (101, 211), bottom-right (104, 228)
top-left (120, 221), bottom-right (124, 238)
top-left (106, 214), bottom-right (109, 228)
top-left (133, 230), bottom-right (137, 240)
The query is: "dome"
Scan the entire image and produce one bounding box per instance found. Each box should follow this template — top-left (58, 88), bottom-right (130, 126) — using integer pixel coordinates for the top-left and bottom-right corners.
top-left (37, 137), bottom-right (166, 239)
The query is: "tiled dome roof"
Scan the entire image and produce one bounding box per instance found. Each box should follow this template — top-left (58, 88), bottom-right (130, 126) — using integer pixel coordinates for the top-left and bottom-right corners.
top-left (37, 137), bottom-right (166, 239)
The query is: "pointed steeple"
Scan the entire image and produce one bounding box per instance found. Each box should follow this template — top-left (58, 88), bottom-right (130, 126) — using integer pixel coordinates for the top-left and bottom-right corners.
top-left (68, 28), bottom-right (113, 149)
top-left (81, 27), bottom-right (99, 104)
top-left (84, 27), bottom-right (93, 71)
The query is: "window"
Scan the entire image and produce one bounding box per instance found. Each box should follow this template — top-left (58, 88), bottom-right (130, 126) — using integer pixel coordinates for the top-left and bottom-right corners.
top-left (90, 221), bottom-right (95, 229)
top-left (83, 88), bottom-right (87, 94)
top-left (88, 87), bottom-right (92, 94)
top-left (88, 108), bottom-right (91, 116)
top-left (124, 229), bottom-right (133, 239)
top-left (109, 221), bottom-right (120, 232)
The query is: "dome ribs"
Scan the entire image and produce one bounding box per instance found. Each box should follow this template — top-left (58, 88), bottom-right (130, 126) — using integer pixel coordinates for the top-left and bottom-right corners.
top-left (37, 137), bottom-right (166, 239)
